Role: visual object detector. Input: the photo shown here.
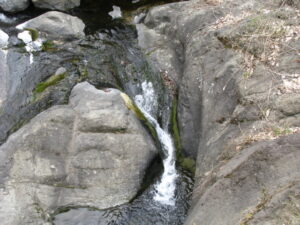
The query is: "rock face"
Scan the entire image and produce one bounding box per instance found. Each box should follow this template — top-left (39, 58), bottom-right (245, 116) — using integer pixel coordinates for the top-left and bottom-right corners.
top-left (0, 47), bottom-right (70, 145)
top-left (0, 0), bottom-right (29, 12)
top-left (185, 133), bottom-right (300, 225)
top-left (0, 82), bottom-right (157, 225)
top-left (138, 0), bottom-right (300, 224)
top-left (32, 0), bottom-right (80, 11)
top-left (0, 29), bottom-right (8, 48)
top-left (17, 11), bottom-right (85, 40)
top-left (0, 23), bottom-right (152, 151)
top-left (0, 30), bottom-right (8, 113)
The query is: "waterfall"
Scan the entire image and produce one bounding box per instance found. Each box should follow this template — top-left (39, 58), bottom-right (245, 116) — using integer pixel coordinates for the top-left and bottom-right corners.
top-left (135, 81), bottom-right (177, 206)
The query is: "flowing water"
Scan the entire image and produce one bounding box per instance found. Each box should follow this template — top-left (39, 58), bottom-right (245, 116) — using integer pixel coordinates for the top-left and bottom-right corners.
top-left (0, 1), bottom-right (194, 224)
top-left (53, 168), bottom-right (193, 225)
top-left (135, 82), bottom-right (177, 206)
top-left (52, 80), bottom-right (193, 225)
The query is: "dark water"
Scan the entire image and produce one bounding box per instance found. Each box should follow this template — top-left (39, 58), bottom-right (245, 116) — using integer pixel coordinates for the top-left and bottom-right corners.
top-left (52, 169), bottom-right (193, 225)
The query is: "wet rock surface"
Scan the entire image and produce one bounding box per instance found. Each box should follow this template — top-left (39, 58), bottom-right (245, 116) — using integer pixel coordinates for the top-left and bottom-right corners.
top-left (0, 21), bottom-right (167, 146)
top-left (0, 82), bottom-right (157, 225)
top-left (52, 168), bottom-right (194, 225)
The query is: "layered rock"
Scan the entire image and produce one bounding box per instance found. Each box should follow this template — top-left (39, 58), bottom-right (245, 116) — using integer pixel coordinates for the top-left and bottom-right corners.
top-left (0, 82), bottom-right (157, 225)
top-left (16, 11), bottom-right (85, 40)
top-left (0, 0), bottom-right (29, 12)
top-left (0, 47), bottom-right (69, 145)
top-left (0, 12), bottom-right (85, 143)
top-left (137, 0), bottom-right (300, 224)
top-left (185, 133), bottom-right (300, 225)
top-left (32, 0), bottom-right (80, 11)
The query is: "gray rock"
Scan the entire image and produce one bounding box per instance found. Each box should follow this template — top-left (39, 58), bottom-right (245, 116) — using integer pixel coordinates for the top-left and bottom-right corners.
top-left (0, 24), bottom-right (152, 149)
top-left (55, 67), bottom-right (67, 75)
top-left (16, 11), bottom-right (85, 40)
top-left (185, 134), bottom-right (300, 225)
top-left (0, 47), bottom-right (62, 145)
top-left (0, 50), bottom-right (8, 112)
top-left (32, 0), bottom-right (80, 11)
top-left (0, 0), bottom-right (29, 12)
top-left (0, 82), bottom-right (157, 225)
top-left (0, 29), bottom-right (8, 48)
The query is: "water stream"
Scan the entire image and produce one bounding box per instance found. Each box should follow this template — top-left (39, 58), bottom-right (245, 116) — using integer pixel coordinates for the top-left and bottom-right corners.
top-left (135, 82), bottom-right (177, 206)
top-left (53, 80), bottom-right (193, 225)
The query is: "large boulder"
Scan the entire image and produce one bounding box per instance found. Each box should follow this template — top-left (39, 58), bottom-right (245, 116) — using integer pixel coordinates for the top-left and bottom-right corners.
top-left (32, 0), bottom-right (80, 11)
top-left (16, 11), bottom-right (85, 40)
top-left (0, 0), bottom-right (29, 12)
top-left (0, 82), bottom-right (157, 225)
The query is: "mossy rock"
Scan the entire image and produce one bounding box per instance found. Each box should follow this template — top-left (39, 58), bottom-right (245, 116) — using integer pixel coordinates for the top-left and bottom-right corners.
top-left (171, 98), bottom-right (181, 153)
top-left (179, 157), bottom-right (196, 174)
top-left (41, 40), bottom-right (56, 52)
top-left (34, 72), bottom-right (66, 94)
top-left (25, 28), bottom-right (39, 41)
top-left (120, 93), bottom-right (157, 139)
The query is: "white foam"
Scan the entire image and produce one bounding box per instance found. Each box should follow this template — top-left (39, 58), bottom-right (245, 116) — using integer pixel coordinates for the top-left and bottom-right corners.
top-left (135, 81), bottom-right (177, 206)
top-left (109, 6), bottom-right (122, 19)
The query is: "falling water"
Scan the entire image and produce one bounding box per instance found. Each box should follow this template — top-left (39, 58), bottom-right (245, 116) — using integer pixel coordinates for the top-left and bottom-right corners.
top-left (135, 81), bottom-right (177, 206)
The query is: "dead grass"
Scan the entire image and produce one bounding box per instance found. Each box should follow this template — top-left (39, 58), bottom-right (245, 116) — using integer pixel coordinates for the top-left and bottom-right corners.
top-left (215, 7), bottom-right (299, 78)
top-left (234, 125), bottom-right (300, 152)
top-left (239, 180), bottom-right (300, 225)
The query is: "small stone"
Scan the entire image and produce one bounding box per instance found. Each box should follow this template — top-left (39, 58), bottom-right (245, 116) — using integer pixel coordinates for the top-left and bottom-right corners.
top-left (55, 67), bottom-right (67, 76)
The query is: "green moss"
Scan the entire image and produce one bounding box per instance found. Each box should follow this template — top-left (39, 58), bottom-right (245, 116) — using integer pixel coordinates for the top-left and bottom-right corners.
top-left (272, 126), bottom-right (292, 136)
top-left (15, 43), bottom-right (26, 48)
top-left (171, 98), bottom-right (181, 156)
top-left (78, 66), bottom-right (88, 81)
top-left (34, 73), bottom-right (66, 94)
top-left (120, 93), bottom-right (157, 138)
top-left (243, 71), bottom-right (252, 79)
top-left (169, 98), bottom-right (196, 173)
top-left (25, 28), bottom-right (39, 41)
top-left (41, 40), bottom-right (55, 52)
top-left (180, 157), bottom-right (196, 174)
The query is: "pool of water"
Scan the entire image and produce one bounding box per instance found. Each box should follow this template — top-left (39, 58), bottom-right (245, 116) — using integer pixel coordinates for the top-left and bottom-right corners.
top-left (52, 168), bottom-right (193, 225)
